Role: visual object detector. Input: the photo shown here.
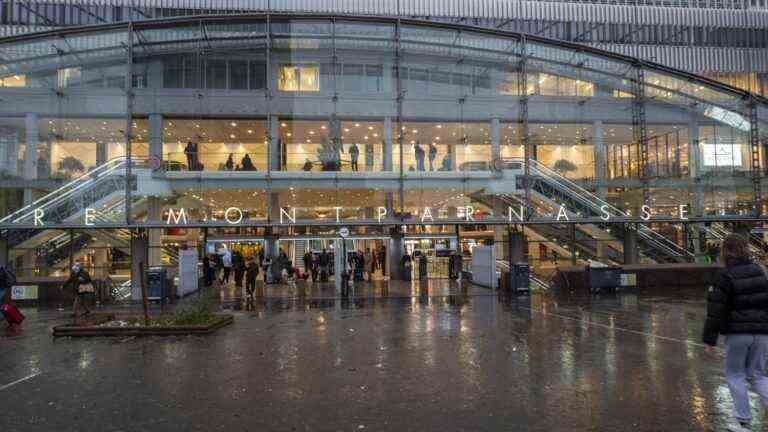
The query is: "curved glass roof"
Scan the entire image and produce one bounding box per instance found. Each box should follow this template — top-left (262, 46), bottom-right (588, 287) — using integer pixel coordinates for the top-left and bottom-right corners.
top-left (0, 13), bottom-right (765, 127)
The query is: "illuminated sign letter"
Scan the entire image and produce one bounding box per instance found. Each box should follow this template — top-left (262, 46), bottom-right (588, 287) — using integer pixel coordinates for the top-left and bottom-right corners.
top-left (556, 205), bottom-right (569, 221)
top-left (600, 205), bottom-right (611, 221)
top-left (508, 205), bottom-right (524, 222)
top-left (334, 206), bottom-right (342, 223)
top-left (464, 206), bottom-right (475, 222)
top-left (280, 207), bottom-right (296, 224)
top-left (421, 207), bottom-right (433, 222)
top-left (84, 208), bottom-right (96, 226)
top-left (377, 207), bottom-right (387, 222)
top-left (224, 207), bottom-right (243, 225)
top-left (640, 205), bottom-right (651, 221)
top-left (679, 204), bottom-right (689, 220)
top-left (33, 208), bottom-right (44, 226)
top-left (166, 208), bottom-right (188, 225)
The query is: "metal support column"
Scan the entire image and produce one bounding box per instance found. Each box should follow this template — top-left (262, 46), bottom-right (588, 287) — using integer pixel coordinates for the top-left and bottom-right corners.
top-left (632, 64), bottom-right (650, 207)
top-left (749, 98), bottom-right (762, 217)
top-left (517, 36), bottom-right (531, 218)
top-left (124, 22), bottom-right (134, 226)
top-left (395, 18), bottom-right (405, 220)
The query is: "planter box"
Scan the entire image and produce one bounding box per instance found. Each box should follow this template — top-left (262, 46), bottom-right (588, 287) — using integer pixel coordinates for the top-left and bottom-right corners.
top-left (52, 314), bottom-right (234, 337)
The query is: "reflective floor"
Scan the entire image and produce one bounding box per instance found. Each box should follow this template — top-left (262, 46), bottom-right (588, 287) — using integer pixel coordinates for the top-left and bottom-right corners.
top-left (0, 281), bottom-right (761, 432)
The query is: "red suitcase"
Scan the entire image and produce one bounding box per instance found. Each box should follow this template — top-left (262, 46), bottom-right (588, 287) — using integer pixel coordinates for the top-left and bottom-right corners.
top-left (1, 303), bottom-right (24, 324)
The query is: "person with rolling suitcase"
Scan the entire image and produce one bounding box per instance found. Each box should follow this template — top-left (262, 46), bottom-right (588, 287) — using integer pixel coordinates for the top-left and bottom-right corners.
top-left (0, 266), bottom-right (23, 329)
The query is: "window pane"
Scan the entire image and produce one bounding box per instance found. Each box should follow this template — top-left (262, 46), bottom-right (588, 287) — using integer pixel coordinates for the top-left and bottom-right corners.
top-left (163, 56), bottom-right (184, 88)
top-left (365, 65), bottom-right (382, 92)
top-left (342, 63), bottom-right (363, 92)
top-left (279, 64), bottom-right (299, 91)
top-left (205, 59), bottom-right (227, 89)
top-left (229, 60), bottom-right (248, 90)
top-left (299, 64), bottom-right (320, 92)
top-left (249, 61), bottom-right (266, 89)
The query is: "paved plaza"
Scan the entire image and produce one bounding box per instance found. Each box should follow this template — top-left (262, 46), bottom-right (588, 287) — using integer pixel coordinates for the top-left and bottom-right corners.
top-left (0, 280), bottom-right (760, 431)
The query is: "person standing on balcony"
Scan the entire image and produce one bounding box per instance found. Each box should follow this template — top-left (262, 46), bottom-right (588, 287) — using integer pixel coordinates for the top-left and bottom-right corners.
top-left (428, 142), bottom-right (437, 171)
top-left (184, 141), bottom-right (195, 171)
top-left (224, 154), bottom-right (234, 171)
top-left (241, 153), bottom-right (255, 171)
top-left (349, 143), bottom-right (360, 172)
top-left (703, 234), bottom-right (768, 432)
top-left (414, 142), bottom-right (425, 171)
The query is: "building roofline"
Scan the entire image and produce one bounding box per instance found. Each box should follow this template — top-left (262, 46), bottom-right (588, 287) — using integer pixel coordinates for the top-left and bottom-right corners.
top-left (0, 12), bottom-right (764, 105)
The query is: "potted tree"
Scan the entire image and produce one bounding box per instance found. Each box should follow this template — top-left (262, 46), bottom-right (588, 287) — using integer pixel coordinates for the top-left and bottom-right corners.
top-left (553, 159), bottom-right (578, 178)
top-left (58, 155), bottom-right (86, 179)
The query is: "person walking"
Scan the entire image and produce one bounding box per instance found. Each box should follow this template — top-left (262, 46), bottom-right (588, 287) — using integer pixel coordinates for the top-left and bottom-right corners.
top-left (349, 143), bottom-right (360, 172)
top-left (303, 250), bottom-right (315, 282)
top-left (64, 262), bottom-right (94, 323)
top-left (0, 266), bottom-right (21, 330)
top-left (364, 248), bottom-right (374, 281)
top-left (202, 254), bottom-right (213, 287)
top-left (233, 250), bottom-right (246, 288)
top-left (245, 257), bottom-right (259, 298)
top-left (319, 249), bottom-right (330, 282)
top-left (428, 142), bottom-right (437, 171)
top-left (262, 255), bottom-right (273, 284)
top-left (703, 234), bottom-right (768, 432)
top-left (379, 244), bottom-right (387, 276)
top-left (221, 248), bottom-right (233, 285)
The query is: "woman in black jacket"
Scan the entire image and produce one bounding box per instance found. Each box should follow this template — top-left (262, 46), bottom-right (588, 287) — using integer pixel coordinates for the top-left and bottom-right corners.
top-left (703, 234), bottom-right (768, 432)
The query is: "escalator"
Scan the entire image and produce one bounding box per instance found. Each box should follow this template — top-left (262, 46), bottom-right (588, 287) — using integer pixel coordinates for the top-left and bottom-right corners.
top-left (705, 222), bottom-right (765, 259)
top-left (504, 158), bottom-right (694, 263)
top-left (1, 156), bottom-right (177, 275)
top-left (0, 156), bottom-right (146, 249)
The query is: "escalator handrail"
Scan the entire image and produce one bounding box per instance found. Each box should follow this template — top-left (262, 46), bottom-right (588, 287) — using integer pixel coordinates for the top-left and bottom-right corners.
top-left (505, 157), bottom-right (691, 258)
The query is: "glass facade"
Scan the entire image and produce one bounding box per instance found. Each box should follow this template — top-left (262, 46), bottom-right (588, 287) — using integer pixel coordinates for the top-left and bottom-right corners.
top-left (0, 14), bottom-right (766, 279)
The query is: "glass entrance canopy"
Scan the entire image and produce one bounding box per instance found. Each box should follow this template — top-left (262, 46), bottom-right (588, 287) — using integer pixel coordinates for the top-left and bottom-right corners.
top-left (0, 13), bottom-right (766, 229)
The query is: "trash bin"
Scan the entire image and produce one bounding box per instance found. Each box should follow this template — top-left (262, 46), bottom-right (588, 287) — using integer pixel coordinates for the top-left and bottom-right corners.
top-left (512, 263), bottom-right (530, 292)
top-left (146, 267), bottom-right (168, 303)
top-left (588, 266), bottom-right (621, 292)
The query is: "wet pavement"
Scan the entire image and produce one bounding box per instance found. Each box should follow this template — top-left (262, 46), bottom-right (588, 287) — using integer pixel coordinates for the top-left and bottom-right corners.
top-left (0, 280), bottom-right (761, 431)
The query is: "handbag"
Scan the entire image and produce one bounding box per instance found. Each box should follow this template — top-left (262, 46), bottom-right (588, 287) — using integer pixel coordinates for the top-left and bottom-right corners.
top-left (78, 282), bottom-right (95, 294)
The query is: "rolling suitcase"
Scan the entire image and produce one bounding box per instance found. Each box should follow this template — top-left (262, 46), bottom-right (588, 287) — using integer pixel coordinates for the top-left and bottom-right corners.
top-left (1, 303), bottom-right (24, 325)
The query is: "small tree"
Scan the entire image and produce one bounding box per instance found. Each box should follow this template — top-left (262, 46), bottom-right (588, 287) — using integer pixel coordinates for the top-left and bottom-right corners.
top-left (58, 156), bottom-right (85, 178)
top-left (553, 159), bottom-right (578, 178)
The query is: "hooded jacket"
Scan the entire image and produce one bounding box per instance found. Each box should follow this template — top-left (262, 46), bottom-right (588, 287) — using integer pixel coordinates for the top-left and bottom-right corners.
top-left (702, 259), bottom-right (768, 346)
